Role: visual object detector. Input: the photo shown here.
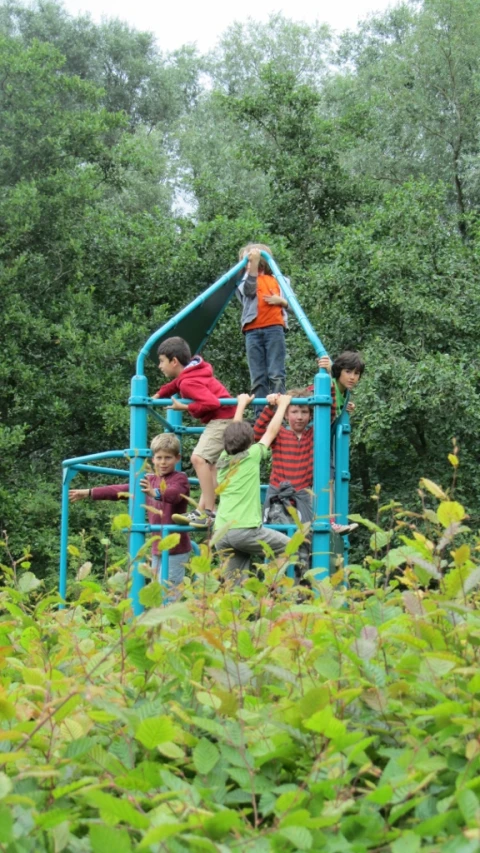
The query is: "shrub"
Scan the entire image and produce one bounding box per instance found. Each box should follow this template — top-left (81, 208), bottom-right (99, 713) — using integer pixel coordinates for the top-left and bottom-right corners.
top-left (0, 472), bottom-right (480, 851)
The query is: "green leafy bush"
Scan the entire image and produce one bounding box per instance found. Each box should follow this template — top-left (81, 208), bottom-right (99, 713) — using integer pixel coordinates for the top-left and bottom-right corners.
top-left (1, 474), bottom-right (480, 851)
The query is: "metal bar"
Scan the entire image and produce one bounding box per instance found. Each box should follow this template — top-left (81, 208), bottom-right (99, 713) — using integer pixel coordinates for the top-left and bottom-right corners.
top-left (310, 369), bottom-right (332, 582)
top-left (59, 467), bottom-right (77, 604)
top-left (147, 407), bottom-right (173, 431)
top-left (128, 374), bottom-right (149, 615)
top-left (69, 464), bottom-right (129, 477)
top-left (63, 450), bottom-right (128, 467)
top-left (136, 258), bottom-right (247, 375)
top-left (142, 397), bottom-right (320, 407)
top-left (262, 251), bottom-right (328, 359)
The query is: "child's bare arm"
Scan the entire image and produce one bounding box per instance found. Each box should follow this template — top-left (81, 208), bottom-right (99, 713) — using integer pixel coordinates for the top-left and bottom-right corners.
top-left (234, 393), bottom-right (255, 422)
top-left (69, 489), bottom-right (89, 502)
top-left (260, 394), bottom-right (291, 448)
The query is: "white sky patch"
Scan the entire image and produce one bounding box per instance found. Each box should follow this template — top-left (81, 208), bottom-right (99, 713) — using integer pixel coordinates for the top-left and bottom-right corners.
top-left (59, 0), bottom-right (395, 53)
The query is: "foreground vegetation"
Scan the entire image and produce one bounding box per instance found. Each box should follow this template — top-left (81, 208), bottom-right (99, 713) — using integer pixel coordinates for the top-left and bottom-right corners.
top-left (2, 0), bottom-right (480, 576)
top-left (1, 474), bottom-right (480, 851)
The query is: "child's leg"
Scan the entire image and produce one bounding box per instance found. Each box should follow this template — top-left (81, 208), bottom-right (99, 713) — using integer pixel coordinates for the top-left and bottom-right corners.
top-left (191, 455), bottom-right (216, 511)
top-left (264, 325), bottom-right (286, 395)
top-left (190, 420), bottom-right (231, 512)
top-left (215, 533), bottom-right (252, 584)
top-left (165, 552), bottom-right (188, 602)
top-left (245, 329), bottom-right (269, 414)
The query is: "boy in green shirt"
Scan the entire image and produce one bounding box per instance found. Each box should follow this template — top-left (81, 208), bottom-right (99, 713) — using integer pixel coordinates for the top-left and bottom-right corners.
top-left (214, 392), bottom-right (292, 582)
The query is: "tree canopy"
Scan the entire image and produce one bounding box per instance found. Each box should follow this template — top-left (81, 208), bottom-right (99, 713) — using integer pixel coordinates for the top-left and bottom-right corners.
top-left (1, 0), bottom-right (480, 573)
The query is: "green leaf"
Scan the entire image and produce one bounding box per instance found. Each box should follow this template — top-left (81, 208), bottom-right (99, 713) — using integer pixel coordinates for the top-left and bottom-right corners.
top-left (437, 501), bottom-right (466, 528)
top-left (190, 555), bottom-right (212, 574)
top-left (158, 533), bottom-right (180, 551)
top-left (193, 738), bottom-right (220, 775)
top-left (391, 832), bottom-right (421, 853)
top-left (348, 514), bottom-right (383, 533)
top-left (139, 580), bottom-right (163, 607)
top-left (18, 571), bottom-right (42, 593)
top-left (369, 529), bottom-right (393, 550)
top-left (0, 805), bottom-right (13, 843)
top-left (135, 715), bottom-right (175, 749)
top-left (419, 479), bottom-right (448, 500)
top-left (457, 789), bottom-right (479, 826)
top-left (0, 774), bottom-right (12, 800)
top-left (304, 706), bottom-right (346, 739)
top-left (202, 809), bottom-right (241, 840)
top-left (111, 513), bottom-right (132, 531)
top-left (278, 826), bottom-right (313, 849)
top-left (90, 825), bottom-right (132, 853)
top-left (237, 630), bottom-right (256, 658)
top-left (138, 602), bottom-right (194, 626)
top-left (82, 791), bottom-right (149, 829)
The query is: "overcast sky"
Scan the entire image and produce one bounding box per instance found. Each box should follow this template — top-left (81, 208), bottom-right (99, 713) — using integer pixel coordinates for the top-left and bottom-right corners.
top-left (60, 0), bottom-right (395, 53)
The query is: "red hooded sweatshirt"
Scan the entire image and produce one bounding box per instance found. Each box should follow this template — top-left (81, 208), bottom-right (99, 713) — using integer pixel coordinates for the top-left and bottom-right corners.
top-left (91, 471), bottom-right (191, 556)
top-left (155, 356), bottom-right (236, 423)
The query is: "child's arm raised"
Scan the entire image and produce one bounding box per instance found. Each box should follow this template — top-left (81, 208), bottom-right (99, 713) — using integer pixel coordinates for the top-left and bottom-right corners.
top-left (242, 248), bottom-right (260, 298)
top-left (259, 394), bottom-right (291, 449)
top-left (234, 393), bottom-right (255, 422)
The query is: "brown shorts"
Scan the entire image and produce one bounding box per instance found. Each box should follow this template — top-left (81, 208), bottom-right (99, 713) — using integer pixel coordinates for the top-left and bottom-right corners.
top-left (192, 419), bottom-right (233, 464)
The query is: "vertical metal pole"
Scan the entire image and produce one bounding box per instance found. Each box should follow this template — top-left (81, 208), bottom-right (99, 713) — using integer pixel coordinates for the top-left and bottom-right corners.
top-left (59, 467), bottom-right (76, 604)
top-left (163, 406), bottom-right (183, 588)
top-left (129, 374), bottom-right (148, 616)
top-left (311, 370), bottom-right (332, 582)
top-left (335, 412), bottom-right (351, 565)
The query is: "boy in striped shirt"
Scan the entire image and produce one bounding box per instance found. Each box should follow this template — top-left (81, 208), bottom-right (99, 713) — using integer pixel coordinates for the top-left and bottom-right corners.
top-left (254, 386), bottom-right (358, 547)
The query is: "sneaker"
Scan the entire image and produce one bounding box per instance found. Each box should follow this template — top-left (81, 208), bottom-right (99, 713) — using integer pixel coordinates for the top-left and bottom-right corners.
top-left (330, 522), bottom-right (359, 536)
top-left (172, 509), bottom-right (215, 529)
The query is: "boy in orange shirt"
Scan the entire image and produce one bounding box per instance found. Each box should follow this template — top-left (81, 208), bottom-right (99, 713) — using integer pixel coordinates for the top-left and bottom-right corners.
top-left (237, 243), bottom-right (289, 417)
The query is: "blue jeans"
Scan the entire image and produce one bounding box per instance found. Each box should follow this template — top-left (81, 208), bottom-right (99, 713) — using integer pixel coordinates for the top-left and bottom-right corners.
top-left (245, 325), bottom-right (286, 416)
top-left (152, 552), bottom-right (190, 603)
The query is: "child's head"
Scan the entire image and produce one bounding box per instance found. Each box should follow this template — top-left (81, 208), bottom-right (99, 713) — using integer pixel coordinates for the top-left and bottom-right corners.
top-left (332, 351), bottom-right (365, 393)
top-left (239, 242), bottom-right (273, 275)
top-left (157, 337), bottom-right (192, 378)
top-left (150, 433), bottom-right (181, 476)
top-left (223, 422), bottom-right (254, 455)
top-left (286, 388), bottom-right (312, 435)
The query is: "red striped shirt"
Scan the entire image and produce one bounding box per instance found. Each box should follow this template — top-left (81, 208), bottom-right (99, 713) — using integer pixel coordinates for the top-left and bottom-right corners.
top-left (253, 406), bottom-right (314, 491)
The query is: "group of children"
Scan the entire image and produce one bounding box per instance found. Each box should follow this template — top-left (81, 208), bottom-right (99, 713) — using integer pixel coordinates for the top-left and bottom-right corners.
top-left (69, 243), bottom-right (365, 596)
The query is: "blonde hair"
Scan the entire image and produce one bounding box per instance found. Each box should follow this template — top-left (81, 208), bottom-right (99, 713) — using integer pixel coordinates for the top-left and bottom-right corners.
top-left (238, 242), bottom-right (273, 274)
top-left (150, 433), bottom-right (181, 456)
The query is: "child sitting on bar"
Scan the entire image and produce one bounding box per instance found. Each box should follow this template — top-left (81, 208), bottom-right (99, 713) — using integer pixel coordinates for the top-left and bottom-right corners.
top-left (153, 336), bottom-right (236, 529)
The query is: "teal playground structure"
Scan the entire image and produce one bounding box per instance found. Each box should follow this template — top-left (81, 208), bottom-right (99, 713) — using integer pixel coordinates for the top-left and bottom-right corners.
top-left (60, 251), bottom-right (352, 614)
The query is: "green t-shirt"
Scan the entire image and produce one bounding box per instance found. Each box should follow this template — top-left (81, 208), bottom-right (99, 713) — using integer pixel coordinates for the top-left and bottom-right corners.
top-left (333, 379), bottom-right (345, 418)
top-left (214, 442), bottom-right (270, 531)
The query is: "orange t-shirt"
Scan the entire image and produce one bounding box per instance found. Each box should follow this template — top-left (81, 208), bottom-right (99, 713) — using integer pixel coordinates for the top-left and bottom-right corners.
top-left (243, 274), bottom-right (285, 332)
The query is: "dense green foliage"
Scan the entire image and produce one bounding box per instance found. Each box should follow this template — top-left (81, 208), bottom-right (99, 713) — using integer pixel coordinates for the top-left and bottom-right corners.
top-left (1, 0), bottom-right (480, 572)
top-left (1, 478), bottom-right (480, 850)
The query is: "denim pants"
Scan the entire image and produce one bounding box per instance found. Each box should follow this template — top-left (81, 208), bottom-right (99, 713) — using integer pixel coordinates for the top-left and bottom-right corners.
top-left (152, 552), bottom-right (189, 603)
top-left (244, 325), bottom-right (286, 416)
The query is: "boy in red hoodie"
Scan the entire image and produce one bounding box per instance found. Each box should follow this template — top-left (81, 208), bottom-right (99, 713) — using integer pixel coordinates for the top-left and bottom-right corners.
top-left (69, 433), bottom-right (191, 599)
top-left (153, 336), bottom-right (236, 528)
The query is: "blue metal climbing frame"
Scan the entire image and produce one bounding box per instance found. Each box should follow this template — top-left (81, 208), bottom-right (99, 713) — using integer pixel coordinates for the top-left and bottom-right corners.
top-left (60, 252), bottom-right (352, 613)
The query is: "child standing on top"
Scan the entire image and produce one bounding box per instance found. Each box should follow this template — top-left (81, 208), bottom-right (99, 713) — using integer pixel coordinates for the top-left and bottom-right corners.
top-left (153, 336), bottom-right (236, 529)
top-left (68, 433), bottom-right (192, 598)
top-left (237, 244), bottom-right (289, 417)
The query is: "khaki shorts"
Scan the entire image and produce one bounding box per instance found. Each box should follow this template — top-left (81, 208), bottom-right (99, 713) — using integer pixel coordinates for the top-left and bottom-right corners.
top-left (192, 419), bottom-right (233, 464)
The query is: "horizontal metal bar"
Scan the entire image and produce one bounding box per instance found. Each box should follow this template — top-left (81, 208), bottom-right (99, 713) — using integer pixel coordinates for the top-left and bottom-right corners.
top-left (63, 450), bottom-right (129, 467)
top-left (131, 397), bottom-right (331, 406)
top-left (69, 464), bottom-right (129, 477)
